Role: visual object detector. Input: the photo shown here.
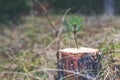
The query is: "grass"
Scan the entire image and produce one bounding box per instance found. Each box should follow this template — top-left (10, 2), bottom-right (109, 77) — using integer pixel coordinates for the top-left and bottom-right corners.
top-left (0, 14), bottom-right (120, 80)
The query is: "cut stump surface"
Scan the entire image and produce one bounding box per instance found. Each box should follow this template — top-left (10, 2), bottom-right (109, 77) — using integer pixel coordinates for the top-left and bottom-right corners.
top-left (57, 47), bottom-right (101, 80)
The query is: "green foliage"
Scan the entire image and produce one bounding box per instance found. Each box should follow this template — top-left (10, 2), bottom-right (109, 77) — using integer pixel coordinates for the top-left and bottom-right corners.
top-left (64, 15), bottom-right (83, 32)
top-left (64, 15), bottom-right (84, 48)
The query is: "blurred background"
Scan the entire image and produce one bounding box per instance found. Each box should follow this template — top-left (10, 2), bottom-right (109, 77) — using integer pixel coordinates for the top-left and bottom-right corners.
top-left (0, 0), bottom-right (120, 80)
top-left (0, 0), bottom-right (120, 22)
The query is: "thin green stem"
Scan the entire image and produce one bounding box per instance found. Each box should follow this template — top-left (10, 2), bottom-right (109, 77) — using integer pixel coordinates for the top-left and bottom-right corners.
top-left (73, 25), bottom-right (78, 48)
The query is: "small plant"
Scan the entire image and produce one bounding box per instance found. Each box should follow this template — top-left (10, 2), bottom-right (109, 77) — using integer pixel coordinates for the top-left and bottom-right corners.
top-left (64, 15), bottom-right (84, 48)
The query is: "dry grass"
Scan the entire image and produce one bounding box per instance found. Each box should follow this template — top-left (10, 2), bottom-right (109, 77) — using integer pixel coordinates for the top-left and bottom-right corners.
top-left (0, 15), bottom-right (120, 80)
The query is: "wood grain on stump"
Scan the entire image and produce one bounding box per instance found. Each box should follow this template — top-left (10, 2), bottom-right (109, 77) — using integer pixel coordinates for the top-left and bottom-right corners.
top-left (57, 47), bottom-right (101, 80)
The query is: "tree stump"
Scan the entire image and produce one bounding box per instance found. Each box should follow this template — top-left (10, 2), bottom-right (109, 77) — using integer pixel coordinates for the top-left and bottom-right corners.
top-left (57, 47), bottom-right (101, 80)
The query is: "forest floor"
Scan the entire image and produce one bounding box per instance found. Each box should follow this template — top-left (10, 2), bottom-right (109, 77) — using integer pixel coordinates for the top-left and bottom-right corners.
top-left (0, 15), bottom-right (120, 80)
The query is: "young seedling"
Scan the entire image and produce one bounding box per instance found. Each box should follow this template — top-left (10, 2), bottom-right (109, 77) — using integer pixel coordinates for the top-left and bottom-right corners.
top-left (64, 15), bottom-right (84, 48)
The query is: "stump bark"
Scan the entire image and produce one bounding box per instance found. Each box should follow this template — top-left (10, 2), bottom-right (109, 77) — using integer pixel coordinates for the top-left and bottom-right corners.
top-left (57, 47), bottom-right (101, 80)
